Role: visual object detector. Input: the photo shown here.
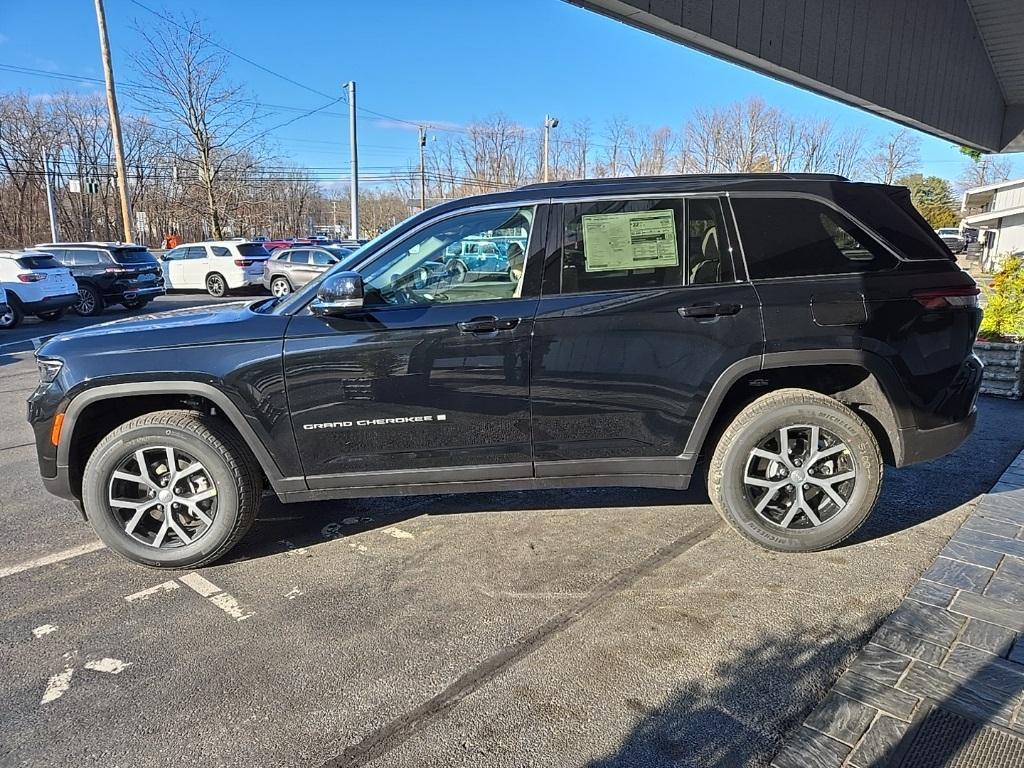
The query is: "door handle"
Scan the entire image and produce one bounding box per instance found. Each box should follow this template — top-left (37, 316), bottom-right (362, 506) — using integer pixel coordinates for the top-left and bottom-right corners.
top-left (457, 316), bottom-right (498, 333)
top-left (678, 302), bottom-right (742, 319)
top-left (457, 316), bottom-right (521, 333)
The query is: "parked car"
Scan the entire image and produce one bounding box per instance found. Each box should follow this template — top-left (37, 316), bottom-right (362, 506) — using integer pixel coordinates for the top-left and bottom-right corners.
top-left (0, 249), bottom-right (78, 325)
top-left (262, 245), bottom-right (356, 296)
top-left (159, 241), bottom-right (272, 296)
top-left (0, 285), bottom-right (15, 329)
top-left (29, 173), bottom-right (982, 568)
top-left (37, 242), bottom-right (165, 316)
top-left (936, 228), bottom-right (966, 254)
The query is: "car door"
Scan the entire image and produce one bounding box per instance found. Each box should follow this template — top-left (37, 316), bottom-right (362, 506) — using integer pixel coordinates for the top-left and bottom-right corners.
top-left (161, 247), bottom-right (188, 289)
top-left (529, 196), bottom-right (764, 483)
top-left (283, 204), bottom-right (546, 486)
top-left (287, 249), bottom-right (315, 287)
top-left (183, 246), bottom-right (209, 288)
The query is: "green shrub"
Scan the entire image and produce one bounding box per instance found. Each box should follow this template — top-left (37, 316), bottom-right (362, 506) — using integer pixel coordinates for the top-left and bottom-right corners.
top-left (979, 255), bottom-right (1024, 342)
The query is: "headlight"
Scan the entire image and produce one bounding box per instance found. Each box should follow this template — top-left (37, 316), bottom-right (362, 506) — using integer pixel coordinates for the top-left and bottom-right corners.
top-left (37, 357), bottom-right (63, 384)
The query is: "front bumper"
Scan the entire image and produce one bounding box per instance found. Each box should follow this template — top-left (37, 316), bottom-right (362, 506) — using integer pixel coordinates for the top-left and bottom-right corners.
top-left (22, 293), bottom-right (79, 313)
top-left (897, 408), bottom-right (977, 467)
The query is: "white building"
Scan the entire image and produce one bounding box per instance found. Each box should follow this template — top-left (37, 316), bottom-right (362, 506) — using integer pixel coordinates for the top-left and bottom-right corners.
top-left (962, 178), bottom-right (1024, 272)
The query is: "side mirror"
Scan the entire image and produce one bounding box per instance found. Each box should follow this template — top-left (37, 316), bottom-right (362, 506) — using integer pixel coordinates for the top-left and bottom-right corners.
top-left (310, 271), bottom-right (364, 317)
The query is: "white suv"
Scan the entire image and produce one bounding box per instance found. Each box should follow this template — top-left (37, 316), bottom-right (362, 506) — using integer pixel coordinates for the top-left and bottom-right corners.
top-left (160, 241), bottom-right (272, 297)
top-left (0, 250), bottom-right (79, 326)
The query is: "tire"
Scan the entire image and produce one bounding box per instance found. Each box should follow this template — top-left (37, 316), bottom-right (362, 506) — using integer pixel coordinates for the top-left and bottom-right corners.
top-left (708, 388), bottom-right (882, 553)
top-left (205, 273), bottom-right (227, 298)
top-left (81, 409), bottom-right (261, 569)
top-left (270, 276), bottom-right (291, 297)
top-left (73, 284), bottom-right (104, 316)
top-left (37, 308), bottom-right (67, 321)
top-left (0, 299), bottom-right (22, 329)
top-left (122, 298), bottom-right (152, 310)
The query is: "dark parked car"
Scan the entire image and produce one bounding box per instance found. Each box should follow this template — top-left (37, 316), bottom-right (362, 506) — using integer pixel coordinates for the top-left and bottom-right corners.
top-left (37, 242), bottom-right (165, 316)
top-left (29, 173), bottom-right (981, 568)
top-left (262, 245), bottom-right (355, 296)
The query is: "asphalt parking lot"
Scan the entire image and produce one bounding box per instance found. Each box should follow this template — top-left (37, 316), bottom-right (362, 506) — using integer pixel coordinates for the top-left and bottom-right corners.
top-left (3, 302), bottom-right (1024, 767)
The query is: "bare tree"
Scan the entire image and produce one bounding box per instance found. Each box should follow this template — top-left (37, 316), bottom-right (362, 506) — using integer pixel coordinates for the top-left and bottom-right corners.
top-left (863, 128), bottom-right (921, 184)
top-left (131, 14), bottom-right (262, 239)
top-left (957, 151), bottom-right (1011, 193)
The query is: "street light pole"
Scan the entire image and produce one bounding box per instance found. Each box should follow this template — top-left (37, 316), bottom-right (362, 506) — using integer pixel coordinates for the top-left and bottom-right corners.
top-left (94, 0), bottom-right (133, 243)
top-left (543, 114), bottom-right (559, 183)
top-left (345, 80), bottom-right (359, 239)
top-left (418, 125), bottom-right (427, 211)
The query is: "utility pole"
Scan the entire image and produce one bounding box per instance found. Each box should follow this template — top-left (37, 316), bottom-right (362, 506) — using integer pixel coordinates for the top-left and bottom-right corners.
top-left (94, 0), bottom-right (133, 243)
top-left (418, 125), bottom-right (427, 211)
top-left (41, 152), bottom-right (60, 242)
top-left (543, 114), bottom-right (559, 183)
top-left (345, 80), bottom-right (359, 238)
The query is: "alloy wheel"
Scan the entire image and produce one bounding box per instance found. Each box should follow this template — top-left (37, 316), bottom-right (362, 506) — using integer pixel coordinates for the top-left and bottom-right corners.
top-left (742, 424), bottom-right (856, 529)
top-left (107, 445), bottom-right (218, 548)
top-left (271, 278), bottom-right (291, 297)
top-left (207, 275), bottom-right (225, 297)
top-left (76, 288), bottom-right (95, 314)
top-left (0, 306), bottom-right (15, 327)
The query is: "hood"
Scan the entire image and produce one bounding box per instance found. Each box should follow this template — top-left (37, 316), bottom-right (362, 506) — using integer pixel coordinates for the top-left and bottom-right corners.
top-left (38, 300), bottom-right (286, 360)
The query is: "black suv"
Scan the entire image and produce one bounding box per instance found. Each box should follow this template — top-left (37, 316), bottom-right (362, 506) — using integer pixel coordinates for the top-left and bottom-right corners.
top-left (36, 242), bottom-right (165, 316)
top-left (28, 174), bottom-right (982, 568)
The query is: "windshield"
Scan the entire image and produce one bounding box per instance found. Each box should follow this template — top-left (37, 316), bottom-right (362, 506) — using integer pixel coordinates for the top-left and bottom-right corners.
top-left (111, 247), bottom-right (159, 264)
top-left (237, 244), bottom-right (272, 258)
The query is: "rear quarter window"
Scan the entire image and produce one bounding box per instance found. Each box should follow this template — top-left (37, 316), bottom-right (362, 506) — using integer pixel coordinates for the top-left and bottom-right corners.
top-left (731, 197), bottom-right (896, 280)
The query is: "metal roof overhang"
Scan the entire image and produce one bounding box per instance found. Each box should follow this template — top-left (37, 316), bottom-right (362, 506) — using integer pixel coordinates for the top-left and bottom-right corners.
top-left (568, 0), bottom-right (1024, 153)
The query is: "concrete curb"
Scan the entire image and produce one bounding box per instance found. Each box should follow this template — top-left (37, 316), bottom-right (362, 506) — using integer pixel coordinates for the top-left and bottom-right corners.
top-left (771, 448), bottom-right (1024, 768)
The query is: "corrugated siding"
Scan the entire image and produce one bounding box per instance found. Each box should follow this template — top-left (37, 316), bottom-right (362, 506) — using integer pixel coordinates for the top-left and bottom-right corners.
top-left (570, 0), bottom-right (1009, 151)
top-left (993, 185), bottom-right (1024, 212)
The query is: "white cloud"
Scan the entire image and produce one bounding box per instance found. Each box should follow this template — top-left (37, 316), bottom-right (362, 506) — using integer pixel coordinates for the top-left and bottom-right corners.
top-left (0, 32), bottom-right (8, 45)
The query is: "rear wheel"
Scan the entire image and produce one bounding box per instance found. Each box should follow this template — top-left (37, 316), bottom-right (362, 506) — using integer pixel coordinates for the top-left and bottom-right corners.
top-left (708, 388), bottom-right (882, 552)
top-left (37, 308), bottom-right (67, 321)
top-left (74, 284), bottom-right (104, 316)
top-left (82, 410), bottom-right (260, 569)
top-left (205, 273), bottom-right (227, 297)
top-left (270, 276), bottom-right (291, 297)
top-left (0, 299), bottom-right (22, 329)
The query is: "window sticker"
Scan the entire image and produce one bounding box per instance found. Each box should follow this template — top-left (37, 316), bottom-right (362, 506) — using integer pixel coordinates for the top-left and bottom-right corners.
top-left (581, 209), bottom-right (679, 272)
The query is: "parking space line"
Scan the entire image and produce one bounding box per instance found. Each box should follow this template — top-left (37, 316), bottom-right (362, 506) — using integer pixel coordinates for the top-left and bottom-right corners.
top-left (0, 541), bottom-right (105, 579)
top-left (179, 572), bottom-right (221, 597)
top-left (125, 580), bottom-right (180, 603)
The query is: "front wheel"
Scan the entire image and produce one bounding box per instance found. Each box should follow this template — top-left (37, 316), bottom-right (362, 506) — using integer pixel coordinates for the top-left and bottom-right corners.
top-left (708, 388), bottom-right (882, 553)
top-left (81, 410), bottom-right (261, 568)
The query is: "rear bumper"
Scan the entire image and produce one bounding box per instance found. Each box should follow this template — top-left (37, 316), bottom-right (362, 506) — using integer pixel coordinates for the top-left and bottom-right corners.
top-left (22, 293), bottom-right (79, 313)
top-left (118, 286), bottom-right (165, 302)
top-left (897, 408), bottom-right (977, 467)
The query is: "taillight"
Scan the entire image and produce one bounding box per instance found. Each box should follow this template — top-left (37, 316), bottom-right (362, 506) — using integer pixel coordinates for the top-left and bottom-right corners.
top-left (17, 272), bottom-right (46, 282)
top-left (234, 259), bottom-right (254, 267)
top-left (912, 286), bottom-right (980, 310)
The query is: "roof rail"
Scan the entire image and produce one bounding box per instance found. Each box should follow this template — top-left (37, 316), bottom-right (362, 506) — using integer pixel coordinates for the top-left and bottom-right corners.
top-left (516, 172), bottom-right (849, 191)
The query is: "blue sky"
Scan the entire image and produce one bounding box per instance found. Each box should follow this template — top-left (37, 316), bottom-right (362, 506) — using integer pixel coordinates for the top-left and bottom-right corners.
top-left (2, 0), bottom-right (1018, 183)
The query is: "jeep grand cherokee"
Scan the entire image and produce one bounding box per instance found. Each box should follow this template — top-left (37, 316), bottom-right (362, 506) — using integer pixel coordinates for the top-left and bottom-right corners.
top-left (28, 174), bottom-right (982, 568)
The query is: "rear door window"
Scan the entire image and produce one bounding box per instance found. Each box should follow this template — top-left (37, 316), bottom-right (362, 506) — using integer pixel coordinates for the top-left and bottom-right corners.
top-left (186, 246), bottom-right (207, 260)
top-left (290, 250), bottom-right (312, 265)
top-left (731, 197), bottom-right (896, 279)
top-left (559, 198), bottom-right (686, 294)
